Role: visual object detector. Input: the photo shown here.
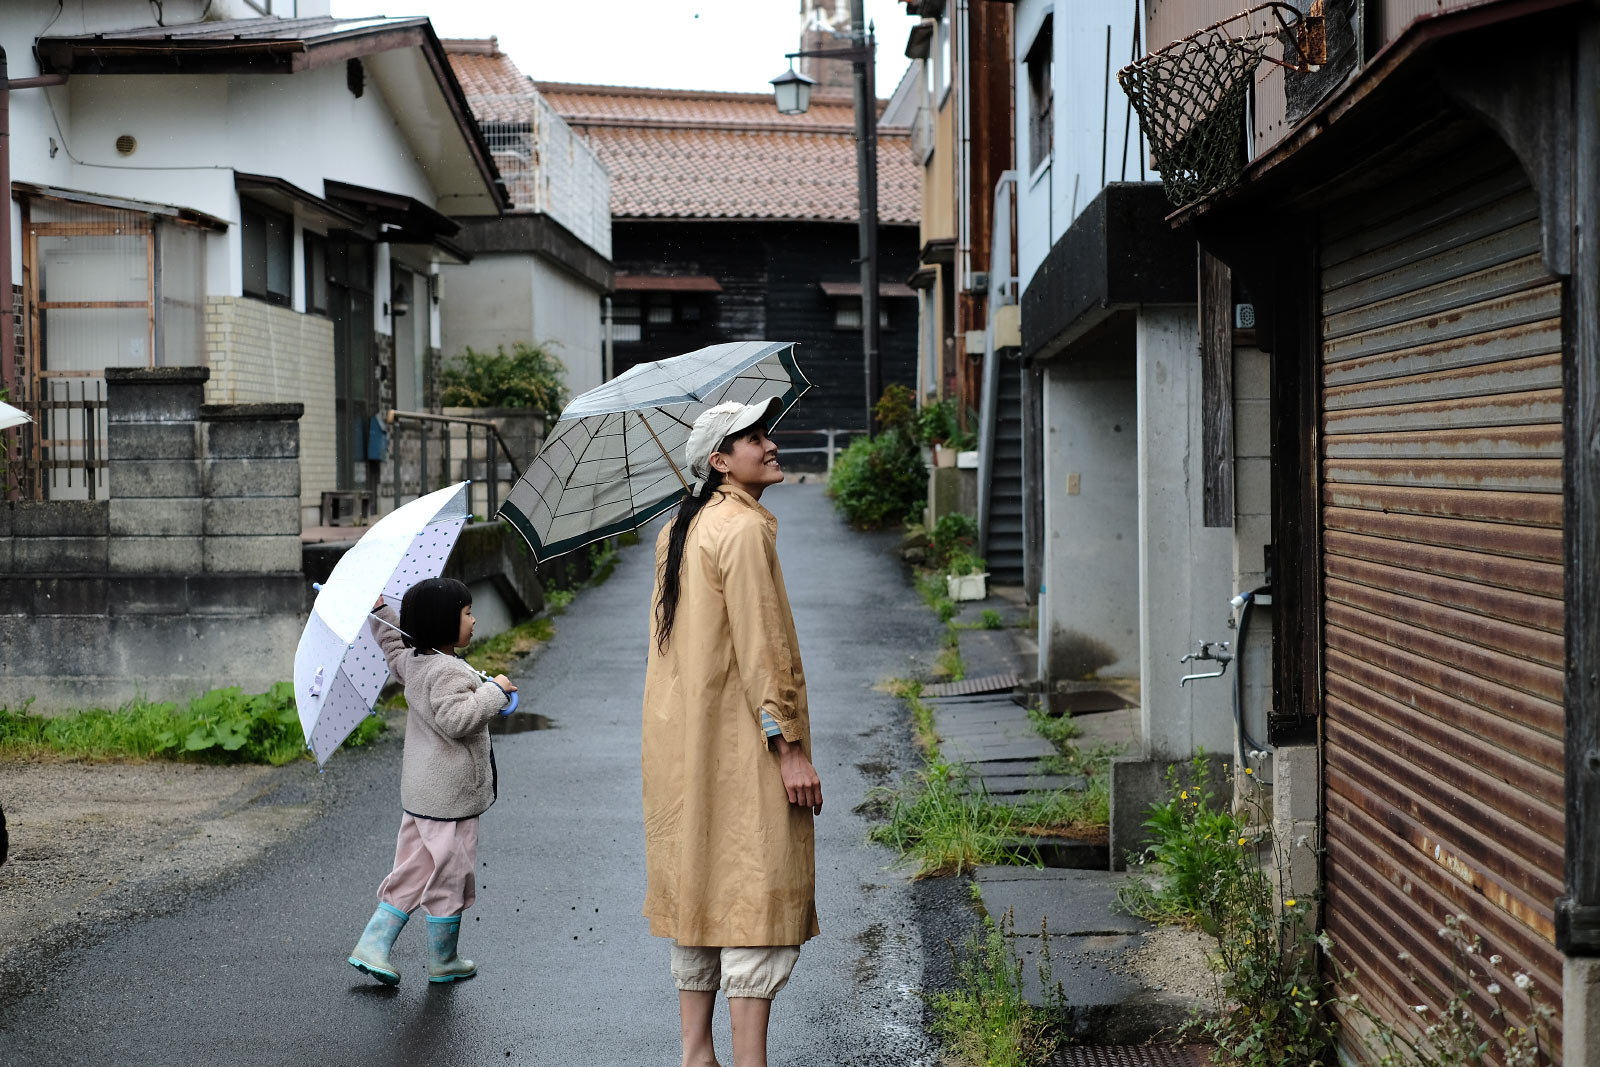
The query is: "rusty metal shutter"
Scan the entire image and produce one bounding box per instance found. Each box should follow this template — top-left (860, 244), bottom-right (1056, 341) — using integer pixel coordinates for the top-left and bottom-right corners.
top-left (1318, 145), bottom-right (1564, 1055)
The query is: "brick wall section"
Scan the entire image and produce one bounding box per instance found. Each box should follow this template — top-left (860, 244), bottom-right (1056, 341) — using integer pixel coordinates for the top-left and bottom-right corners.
top-left (204, 296), bottom-right (336, 522)
top-left (0, 367), bottom-right (307, 711)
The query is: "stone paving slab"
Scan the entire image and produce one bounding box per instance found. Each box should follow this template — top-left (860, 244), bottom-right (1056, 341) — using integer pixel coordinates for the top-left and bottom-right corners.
top-left (943, 739), bottom-right (1059, 763)
top-left (957, 626), bottom-right (1027, 680)
top-left (973, 772), bottom-right (1087, 794)
top-left (975, 867), bottom-right (1148, 936)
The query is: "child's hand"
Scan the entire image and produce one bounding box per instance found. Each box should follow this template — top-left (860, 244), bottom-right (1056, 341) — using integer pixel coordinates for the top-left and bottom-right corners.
top-left (494, 675), bottom-right (516, 693)
top-left (372, 596), bottom-right (386, 611)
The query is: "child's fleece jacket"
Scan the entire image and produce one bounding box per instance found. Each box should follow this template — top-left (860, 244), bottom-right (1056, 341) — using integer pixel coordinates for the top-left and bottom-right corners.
top-left (371, 605), bottom-right (509, 819)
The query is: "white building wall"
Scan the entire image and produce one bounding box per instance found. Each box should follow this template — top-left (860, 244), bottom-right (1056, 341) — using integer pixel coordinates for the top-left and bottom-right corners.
top-left (1013, 0), bottom-right (1157, 289)
top-left (440, 255), bottom-right (605, 400)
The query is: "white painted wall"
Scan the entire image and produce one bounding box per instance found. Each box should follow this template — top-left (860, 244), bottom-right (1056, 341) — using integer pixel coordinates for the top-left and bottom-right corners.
top-left (1013, 0), bottom-right (1157, 289)
top-left (1037, 354), bottom-right (1139, 682)
top-left (1135, 306), bottom-right (1235, 760)
top-left (438, 255), bottom-right (605, 400)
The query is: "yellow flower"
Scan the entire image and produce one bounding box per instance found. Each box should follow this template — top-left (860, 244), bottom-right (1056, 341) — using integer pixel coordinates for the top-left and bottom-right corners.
top-left (1238, 837), bottom-right (1247, 845)
top-left (1245, 768), bottom-right (1254, 775)
top-left (1286, 898), bottom-right (1298, 907)
top-left (1181, 791), bottom-right (1189, 800)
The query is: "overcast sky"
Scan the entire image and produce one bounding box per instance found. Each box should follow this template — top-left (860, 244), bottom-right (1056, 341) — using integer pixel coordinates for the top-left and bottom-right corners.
top-left (330, 0), bottom-right (918, 97)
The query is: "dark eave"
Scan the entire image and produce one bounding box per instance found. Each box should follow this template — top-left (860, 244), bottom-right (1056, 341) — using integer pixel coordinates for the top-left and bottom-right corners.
top-left (450, 213), bottom-right (613, 291)
top-left (325, 179), bottom-right (460, 238)
top-left (11, 180), bottom-right (229, 229)
top-left (1021, 183), bottom-right (1196, 363)
top-left (235, 172), bottom-right (365, 230)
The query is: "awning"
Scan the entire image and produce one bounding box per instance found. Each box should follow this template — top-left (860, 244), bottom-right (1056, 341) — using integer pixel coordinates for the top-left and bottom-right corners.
top-left (819, 280), bottom-right (918, 299)
top-left (11, 181), bottom-right (229, 230)
top-left (615, 274), bottom-right (723, 292)
top-left (236, 173), bottom-right (364, 231)
top-left (905, 20), bottom-right (935, 59)
top-left (906, 266), bottom-right (937, 290)
top-left (920, 237), bottom-right (955, 265)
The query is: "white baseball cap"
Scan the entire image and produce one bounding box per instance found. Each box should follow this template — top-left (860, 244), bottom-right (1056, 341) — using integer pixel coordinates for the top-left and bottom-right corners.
top-left (684, 396), bottom-right (783, 494)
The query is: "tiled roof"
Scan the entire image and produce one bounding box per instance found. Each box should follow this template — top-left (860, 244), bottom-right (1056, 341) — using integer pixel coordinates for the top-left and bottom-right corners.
top-left (444, 39), bottom-right (536, 122)
top-left (535, 82), bottom-right (919, 224)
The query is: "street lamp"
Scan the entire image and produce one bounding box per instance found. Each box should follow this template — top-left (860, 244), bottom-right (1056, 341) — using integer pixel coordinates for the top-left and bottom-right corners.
top-left (771, 7), bottom-right (881, 435)
top-left (769, 66), bottom-right (816, 116)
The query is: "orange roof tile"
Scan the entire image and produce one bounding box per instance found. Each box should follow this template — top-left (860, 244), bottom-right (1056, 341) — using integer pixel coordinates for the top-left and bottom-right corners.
top-left (535, 82), bottom-right (919, 224)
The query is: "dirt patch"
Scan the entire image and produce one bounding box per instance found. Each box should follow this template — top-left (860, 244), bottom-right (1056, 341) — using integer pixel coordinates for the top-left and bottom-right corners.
top-left (0, 758), bottom-right (325, 987)
top-left (1118, 925), bottom-right (1217, 1002)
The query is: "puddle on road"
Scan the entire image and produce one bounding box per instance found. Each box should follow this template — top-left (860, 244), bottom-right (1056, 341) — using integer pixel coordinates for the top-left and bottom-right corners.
top-left (489, 713), bottom-right (556, 735)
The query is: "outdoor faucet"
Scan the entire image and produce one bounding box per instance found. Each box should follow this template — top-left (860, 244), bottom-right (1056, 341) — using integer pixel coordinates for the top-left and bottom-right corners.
top-left (1178, 640), bottom-right (1232, 687)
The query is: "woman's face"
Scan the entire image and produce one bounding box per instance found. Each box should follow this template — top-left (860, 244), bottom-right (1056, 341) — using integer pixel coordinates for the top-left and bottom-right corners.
top-left (712, 428), bottom-right (783, 496)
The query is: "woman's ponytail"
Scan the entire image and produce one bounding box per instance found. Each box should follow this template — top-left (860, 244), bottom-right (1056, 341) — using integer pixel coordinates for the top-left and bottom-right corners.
top-left (654, 469), bottom-right (724, 652)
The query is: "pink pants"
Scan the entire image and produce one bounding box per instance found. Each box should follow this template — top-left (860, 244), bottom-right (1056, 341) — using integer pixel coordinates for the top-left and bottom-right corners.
top-left (376, 813), bottom-right (479, 918)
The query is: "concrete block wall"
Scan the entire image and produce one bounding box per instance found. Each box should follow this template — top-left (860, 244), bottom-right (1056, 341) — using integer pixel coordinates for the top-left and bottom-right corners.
top-left (0, 367), bottom-right (306, 712)
top-left (203, 296), bottom-right (336, 525)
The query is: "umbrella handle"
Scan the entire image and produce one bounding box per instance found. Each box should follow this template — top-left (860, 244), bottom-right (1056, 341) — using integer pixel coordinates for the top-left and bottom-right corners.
top-left (501, 690), bottom-right (519, 715)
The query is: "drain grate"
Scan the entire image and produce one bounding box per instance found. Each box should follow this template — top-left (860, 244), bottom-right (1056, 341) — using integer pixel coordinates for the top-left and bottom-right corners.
top-left (922, 672), bottom-right (1020, 698)
top-left (1046, 1047), bottom-right (1212, 1067)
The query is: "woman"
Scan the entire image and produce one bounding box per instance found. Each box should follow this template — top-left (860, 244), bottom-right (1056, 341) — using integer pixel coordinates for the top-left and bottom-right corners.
top-left (642, 397), bottom-right (823, 1067)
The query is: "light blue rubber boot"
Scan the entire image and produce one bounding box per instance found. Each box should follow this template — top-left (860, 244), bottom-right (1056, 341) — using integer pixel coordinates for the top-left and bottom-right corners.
top-left (425, 915), bottom-right (477, 983)
top-left (348, 901), bottom-right (409, 985)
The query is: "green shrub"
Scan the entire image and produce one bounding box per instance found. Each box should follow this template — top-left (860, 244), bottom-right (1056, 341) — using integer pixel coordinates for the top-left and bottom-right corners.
top-left (875, 383), bottom-right (916, 434)
top-left (440, 341), bottom-right (569, 418)
top-left (0, 683), bottom-right (383, 765)
top-left (827, 428), bottom-right (927, 529)
top-left (913, 397), bottom-right (957, 445)
top-left (926, 513), bottom-right (978, 572)
top-left (945, 547), bottom-right (987, 577)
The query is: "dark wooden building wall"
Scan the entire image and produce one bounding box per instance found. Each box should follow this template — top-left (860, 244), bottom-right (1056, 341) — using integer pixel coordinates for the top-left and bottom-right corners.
top-left (610, 219), bottom-right (920, 457)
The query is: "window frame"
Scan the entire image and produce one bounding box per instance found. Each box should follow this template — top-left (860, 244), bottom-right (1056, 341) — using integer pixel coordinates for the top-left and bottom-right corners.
top-left (241, 199), bottom-right (294, 308)
top-left (1026, 17), bottom-right (1054, 175)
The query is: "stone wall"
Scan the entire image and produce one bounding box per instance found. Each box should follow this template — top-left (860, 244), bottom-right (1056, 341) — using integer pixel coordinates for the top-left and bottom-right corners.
top-left (0, 367), bottom-right (305, 711)
top-left (203, 296), bottom-right (336, 525)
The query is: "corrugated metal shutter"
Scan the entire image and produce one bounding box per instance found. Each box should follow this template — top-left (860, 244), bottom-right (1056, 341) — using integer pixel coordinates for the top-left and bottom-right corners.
top-left (1318, 145), bottom-right (1564, 1056)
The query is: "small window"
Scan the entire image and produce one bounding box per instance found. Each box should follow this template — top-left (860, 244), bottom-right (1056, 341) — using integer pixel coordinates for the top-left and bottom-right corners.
top-left (1026, 18), bottom-right (1053, 173)
top-left (647, 296), bottom-right (673, 325)
top-left (833, 297), bottom-right (888, 331)
top-left (304, 231), bottom-right (329, 315)
top-left (613, 295), bottom-right (642, 342)
top-left (242, 201), bottom-right (292, 307)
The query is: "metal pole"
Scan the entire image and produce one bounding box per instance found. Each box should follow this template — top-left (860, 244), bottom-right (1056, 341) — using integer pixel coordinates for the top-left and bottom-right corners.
top-left (0, 48), bottom-right (12, 401)
top-left (851, 3), bottom-right (882, 436)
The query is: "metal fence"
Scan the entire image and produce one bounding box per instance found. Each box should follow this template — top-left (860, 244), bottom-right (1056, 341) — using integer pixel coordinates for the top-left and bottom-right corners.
top-left (10, 377), bottom-right (107, 500)
top-left (386, 409), bottom-right (523, 520)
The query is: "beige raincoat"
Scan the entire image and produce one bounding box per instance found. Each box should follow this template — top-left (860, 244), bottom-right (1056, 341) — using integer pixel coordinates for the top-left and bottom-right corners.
top-left (641, 484), bottom-right (819, 947)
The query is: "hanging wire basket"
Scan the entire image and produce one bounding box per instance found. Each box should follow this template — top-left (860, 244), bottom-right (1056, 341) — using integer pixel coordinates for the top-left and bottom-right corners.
top-left (1118, 2), bottom-right (1326, 208)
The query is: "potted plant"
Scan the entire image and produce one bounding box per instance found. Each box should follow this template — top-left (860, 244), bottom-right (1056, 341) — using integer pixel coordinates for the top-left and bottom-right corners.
top-left (945, 547), bottom-right (989, 601)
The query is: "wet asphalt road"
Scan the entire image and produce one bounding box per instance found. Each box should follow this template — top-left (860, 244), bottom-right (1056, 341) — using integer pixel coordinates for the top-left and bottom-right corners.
top-left (0, 483), bottom-right (960, 1067)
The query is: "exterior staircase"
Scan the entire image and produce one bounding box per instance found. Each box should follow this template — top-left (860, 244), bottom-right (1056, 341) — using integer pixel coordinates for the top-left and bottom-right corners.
top-left (984, 356), bottom-right (1026, 584)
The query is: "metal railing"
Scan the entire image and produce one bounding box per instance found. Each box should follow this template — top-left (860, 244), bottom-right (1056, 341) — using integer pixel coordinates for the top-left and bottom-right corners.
top-left (11, 377), bottom-right (107, 500)
top-left (770, 427), bottom-right (863, 473)
top-left (386, 409), bottom-right (524, 520)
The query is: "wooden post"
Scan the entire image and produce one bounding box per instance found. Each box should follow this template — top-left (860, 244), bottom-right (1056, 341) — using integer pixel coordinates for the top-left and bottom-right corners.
top-left (1200, 248), bottom-right (1235, 527)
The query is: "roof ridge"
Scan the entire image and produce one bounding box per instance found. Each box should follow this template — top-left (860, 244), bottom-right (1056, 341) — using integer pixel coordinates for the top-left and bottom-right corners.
top-left (533, 80), bottom-right (866, 106)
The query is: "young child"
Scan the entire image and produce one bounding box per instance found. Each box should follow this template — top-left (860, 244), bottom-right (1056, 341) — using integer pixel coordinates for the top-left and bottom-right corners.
top-left (347, 576), bottom-right (516, 986)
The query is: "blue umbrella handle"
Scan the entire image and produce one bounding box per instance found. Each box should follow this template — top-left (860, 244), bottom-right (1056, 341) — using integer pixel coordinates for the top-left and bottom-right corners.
top-left (501, 690), bottom-right (519, 715)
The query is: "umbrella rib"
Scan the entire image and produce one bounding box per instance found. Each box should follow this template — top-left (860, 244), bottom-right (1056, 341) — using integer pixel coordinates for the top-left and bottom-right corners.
top-left (637, 411), bottom-right (690, 491)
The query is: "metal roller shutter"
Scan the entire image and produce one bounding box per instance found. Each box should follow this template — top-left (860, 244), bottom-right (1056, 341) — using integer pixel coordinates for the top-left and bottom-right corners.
top-left (1318, 144), bottom-right (1564, 1058)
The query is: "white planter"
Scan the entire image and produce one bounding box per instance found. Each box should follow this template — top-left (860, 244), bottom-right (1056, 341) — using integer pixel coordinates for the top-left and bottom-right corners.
top-left (946, 572), bottom-right (989, 601)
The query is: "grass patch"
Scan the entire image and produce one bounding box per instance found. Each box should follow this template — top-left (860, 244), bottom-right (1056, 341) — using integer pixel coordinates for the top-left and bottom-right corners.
top-left (1037, 743), bottom-right (1119, 780)
top-left (931, 900), bottom-right (1066, 1067)
top-left (916, 571), bottom-right (958, 624)
top-left (934, 642), bottom-right (966, 682)
top-left (0, 684), bottom-right (384, 765)
top-left (464, 616), bottom-right (555, 678)
top-left (867, 760), bottom-right (1108, 878)
top-left (887, 678), bottom-right (940, 753)
top-left (544, 589), bottom-right (575, 615)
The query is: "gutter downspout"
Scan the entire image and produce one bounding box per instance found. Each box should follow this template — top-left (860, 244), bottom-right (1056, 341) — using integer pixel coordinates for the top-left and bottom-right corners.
top-left (976, 170), bottom-right (1019, 559)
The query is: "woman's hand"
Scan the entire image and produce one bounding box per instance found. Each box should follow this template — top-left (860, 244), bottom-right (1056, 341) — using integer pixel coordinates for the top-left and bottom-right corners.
top-left (774, 736), bottom-right (822, 814)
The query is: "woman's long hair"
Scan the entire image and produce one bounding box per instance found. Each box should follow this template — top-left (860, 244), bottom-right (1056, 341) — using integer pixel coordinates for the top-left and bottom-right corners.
top-left (654, 423), bottom-right (764, 652)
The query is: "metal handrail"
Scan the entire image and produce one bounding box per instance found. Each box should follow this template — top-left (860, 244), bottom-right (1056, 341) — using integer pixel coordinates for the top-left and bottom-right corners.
top-left (386, 408), bottom-right (524, 519)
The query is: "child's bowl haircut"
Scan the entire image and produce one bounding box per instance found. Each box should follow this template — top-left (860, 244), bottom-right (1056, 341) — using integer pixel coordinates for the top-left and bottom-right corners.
top-left (400, 577), bottom-right (473, 653)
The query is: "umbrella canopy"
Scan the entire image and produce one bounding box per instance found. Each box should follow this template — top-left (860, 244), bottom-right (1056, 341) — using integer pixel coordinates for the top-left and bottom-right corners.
top-left (294, 481), bottom-right (471, 765)
top-left (500, 340), bottom-right (809, 561)
top-left (0, 402), bottom-right (31, 432)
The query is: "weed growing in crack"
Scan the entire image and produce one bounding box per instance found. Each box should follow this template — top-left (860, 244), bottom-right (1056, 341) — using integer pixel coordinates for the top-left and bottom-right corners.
top-left (930, 899), bottom-right (1066, 1067)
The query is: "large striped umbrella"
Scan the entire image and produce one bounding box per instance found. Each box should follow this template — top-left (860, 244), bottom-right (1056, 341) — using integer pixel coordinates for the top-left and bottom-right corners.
top-left (500, 340), bottom-right (809, 561)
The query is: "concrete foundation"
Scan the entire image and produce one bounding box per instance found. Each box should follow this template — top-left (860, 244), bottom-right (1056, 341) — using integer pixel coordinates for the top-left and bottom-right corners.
top-left (1566, 957), bottom-right (1600, 1066)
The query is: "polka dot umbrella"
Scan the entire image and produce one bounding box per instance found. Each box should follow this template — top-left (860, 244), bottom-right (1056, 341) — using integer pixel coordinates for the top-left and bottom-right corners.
top-left (293, 481), bottom-right (471, 766)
